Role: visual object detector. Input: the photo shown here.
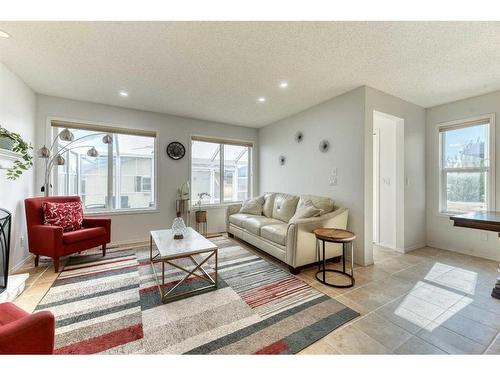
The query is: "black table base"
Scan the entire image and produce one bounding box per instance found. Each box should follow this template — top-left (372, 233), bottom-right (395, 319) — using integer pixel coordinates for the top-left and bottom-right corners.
top-left (315, 239), bottom-right (355, 288)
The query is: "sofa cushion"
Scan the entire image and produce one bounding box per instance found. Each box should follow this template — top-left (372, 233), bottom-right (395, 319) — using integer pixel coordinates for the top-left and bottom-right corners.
top-left (63, 227), bottom-right (106, 245)
top-left (272, 193), bottom-right (299, 222)
top-left (229, 213), bottom-right (254, 227)
top-left (239, 196), bottom-right (265, 215)
top-left (262, 193), bottom-right (276, 218)
top-left (242, 216), bottom-right (282, 236)
top-left (289, 200), bottom-right (323, 222)
top-left (260, 223), bottom-right (288, 246)
top-left (298, 194), bottom-right (334, 214)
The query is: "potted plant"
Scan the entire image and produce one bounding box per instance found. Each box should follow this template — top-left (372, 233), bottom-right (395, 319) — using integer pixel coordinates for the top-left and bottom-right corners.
top-left (195, 192), bottom-right (210, 236)
top-left (0, 126), bottom-right (33, 180)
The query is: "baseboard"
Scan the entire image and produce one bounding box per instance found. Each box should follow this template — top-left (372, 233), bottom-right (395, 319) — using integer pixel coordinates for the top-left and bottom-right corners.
top-left (397, 242), bottom-right (427, 254)
top-left (427, 240), bottom-right (500, 262)
top-left (9, 254), bottom-right (33, 273)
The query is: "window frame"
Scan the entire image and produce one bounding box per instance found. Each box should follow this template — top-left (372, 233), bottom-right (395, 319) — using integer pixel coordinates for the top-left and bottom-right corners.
top-left (437, 114), bottom-right (496, 215)
top-left (49, 117), bottom-right (159, 215)
top-left (189, 136), bottom-right (253, 208)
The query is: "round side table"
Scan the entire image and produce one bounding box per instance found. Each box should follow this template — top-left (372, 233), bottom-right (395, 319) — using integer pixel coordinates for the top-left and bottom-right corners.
top-left (313, 228), bottom-right (356, 288)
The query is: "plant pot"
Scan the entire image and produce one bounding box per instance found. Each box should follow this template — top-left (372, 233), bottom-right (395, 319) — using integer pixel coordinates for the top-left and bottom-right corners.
top-left (0, 136), bottom-right (15, 151)
top-left (195, 210), bottom-right (207, 223)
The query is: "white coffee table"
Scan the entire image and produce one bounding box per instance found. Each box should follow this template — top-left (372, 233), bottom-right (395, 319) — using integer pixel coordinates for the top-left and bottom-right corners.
top-left (149, 227), bottom-right (218, 303)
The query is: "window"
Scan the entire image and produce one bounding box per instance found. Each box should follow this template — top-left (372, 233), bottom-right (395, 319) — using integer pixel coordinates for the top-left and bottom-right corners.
top-left (191, 138), bottom-right (252, 206)
top-left (439, 116), bottom-right (494, 214)
top-left (53, 122), bottom-right (156, 212)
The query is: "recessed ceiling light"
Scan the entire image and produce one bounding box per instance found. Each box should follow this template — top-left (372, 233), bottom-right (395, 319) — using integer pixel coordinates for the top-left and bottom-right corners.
top-left (279, 81), bottom-right (288, 88)
top-left (257, 97), bottom-right (266, 103)
top-left (0, 30), bottom-right (10, 39)
top-left (119, 90), bottom-right (129, 97)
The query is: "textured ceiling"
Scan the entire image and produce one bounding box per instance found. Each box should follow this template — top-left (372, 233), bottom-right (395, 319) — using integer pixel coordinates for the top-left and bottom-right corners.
top-left (1, 21), bottom-right (500, 127)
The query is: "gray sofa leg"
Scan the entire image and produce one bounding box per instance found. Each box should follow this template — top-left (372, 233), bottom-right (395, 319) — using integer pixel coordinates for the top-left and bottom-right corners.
top-left (288, 265), bottom-right (300, 275)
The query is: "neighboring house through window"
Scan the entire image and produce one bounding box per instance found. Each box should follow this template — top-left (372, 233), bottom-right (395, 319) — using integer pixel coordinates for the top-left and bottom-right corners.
top-left (439, 114), bottom-right (495, 214)
top-left (53, 121), bottom-right (157, 212)
top-left (191, 137), bottom-right (252, 206)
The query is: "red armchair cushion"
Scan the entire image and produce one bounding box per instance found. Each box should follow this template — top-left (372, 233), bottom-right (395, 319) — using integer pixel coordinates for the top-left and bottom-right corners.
top-left (43, 201), bottom-right (83, 232)
top-left (63, 227), bottom-right (106, 245)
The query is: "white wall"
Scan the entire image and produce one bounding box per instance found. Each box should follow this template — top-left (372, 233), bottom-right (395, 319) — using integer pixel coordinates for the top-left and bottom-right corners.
top-left (365, 87), bottom-right (426, 262)
top-left (259, 87), bottom-right (368, 265)
top-left (374, 112), bottom-right (398, 249)
top-left (426, 90), bottom-right (500, 261)
top-left (0, 63), bottom-right (36, 271)
top-left (35, 95), bottom-right (259, 243)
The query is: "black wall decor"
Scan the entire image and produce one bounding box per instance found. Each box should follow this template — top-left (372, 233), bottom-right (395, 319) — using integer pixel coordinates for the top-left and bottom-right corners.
top-left (0, 209), bottom-right (11, 292)
top-left (166, 141), bottom-right (186, 160)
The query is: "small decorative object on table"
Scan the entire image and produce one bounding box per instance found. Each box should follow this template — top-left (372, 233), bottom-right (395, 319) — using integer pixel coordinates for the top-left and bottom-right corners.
top-left (313, 228), bottom-right (356, 288)
top-left (172, 211), bottom-right (187, 240)
top-left (195, 192), bottom-right (209, 237)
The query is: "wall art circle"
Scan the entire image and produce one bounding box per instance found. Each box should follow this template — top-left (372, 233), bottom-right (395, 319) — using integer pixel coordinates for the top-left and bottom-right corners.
top-left (319, 140), bottom-right (330, 153)
top-left (166, 141), bottom-right (186, 160)
top-left (294, 131), bottom-right (304, 143)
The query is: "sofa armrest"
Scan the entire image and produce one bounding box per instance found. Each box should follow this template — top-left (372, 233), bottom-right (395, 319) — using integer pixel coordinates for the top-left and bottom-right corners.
top-left (0, 306), bottom-right (55, 354)
top-left (225, 204), bottom-right (242, 232)
top-left (27, 224), bottom-right (64, 256)
top-left (285, 207), bottom-right (349, 268)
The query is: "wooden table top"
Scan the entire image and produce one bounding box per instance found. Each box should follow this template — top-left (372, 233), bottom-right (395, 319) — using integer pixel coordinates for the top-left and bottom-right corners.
top-left (450, 211), bottom-right (500, 234)
top-left (313, 228), bottom-right (356, 242)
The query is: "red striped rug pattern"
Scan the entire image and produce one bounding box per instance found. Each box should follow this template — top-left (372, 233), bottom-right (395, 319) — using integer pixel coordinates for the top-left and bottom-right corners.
top-left (35, 252), bottom-right (143, 354)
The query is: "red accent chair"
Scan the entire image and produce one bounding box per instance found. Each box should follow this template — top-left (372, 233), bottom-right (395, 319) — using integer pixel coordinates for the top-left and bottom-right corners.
top-left (0, 302), bottom-right (55, 354)
top-left (24, 196), bottom-right (111, 272)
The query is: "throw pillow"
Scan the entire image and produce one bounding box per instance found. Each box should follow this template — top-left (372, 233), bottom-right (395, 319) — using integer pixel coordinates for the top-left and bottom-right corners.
top-left (289, 200), bottom-right (323, 222)
top-left (43, 201), bottom-right (84, 232)
top-left (239, 196), bottom-right (265, 215)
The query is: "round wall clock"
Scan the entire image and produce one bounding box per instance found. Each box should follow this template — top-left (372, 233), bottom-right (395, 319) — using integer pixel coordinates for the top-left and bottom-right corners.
top-left (166, 141), bottom-right (186, 160)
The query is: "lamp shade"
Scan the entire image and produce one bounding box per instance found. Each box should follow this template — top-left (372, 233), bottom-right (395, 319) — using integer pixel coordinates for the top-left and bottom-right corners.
top-left (55, 155), bottom-right (65, 166)
top-left (37, 146), bottom-right (51, 158)
top-left (102, 134), bottom-right (113, 144)
top-left (58, 128), bottom-right (74, 142)
top-left (87, 147), bottom-right (98, 157)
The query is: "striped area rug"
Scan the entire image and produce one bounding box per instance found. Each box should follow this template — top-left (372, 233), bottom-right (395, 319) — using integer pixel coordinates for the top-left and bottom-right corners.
top-left (35, 252), bottom-right (144, 354)
top-left (136, 236), bottom-right (359, 354)
top-left (36, 236), bottom-right (359, 354)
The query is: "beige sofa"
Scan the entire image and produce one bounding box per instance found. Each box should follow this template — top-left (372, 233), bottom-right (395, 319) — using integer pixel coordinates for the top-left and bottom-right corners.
top-left (226, 192), bottom-right (349, 273)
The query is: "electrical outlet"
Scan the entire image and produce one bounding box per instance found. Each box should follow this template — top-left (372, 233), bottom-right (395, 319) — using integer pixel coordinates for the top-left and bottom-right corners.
top-left (329, 168), bottom-right (338, 186)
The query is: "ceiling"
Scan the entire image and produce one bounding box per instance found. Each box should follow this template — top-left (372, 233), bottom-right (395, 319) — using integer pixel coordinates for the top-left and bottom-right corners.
top-left (1, 21), bottom-right (500, 128)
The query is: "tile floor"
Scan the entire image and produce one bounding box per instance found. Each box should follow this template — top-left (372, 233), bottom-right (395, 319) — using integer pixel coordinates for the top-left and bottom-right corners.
top-left (11, 240), bottom-right (500, 355)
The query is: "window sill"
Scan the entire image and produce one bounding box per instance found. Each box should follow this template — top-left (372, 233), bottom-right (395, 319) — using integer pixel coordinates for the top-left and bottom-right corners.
top-left (191, 202), bottom-right (243, 210)
top-left (84, 208), bottom-right (159, 216)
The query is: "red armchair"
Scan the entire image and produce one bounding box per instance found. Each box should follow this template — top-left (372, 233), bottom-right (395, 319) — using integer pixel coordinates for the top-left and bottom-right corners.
top-left (24, 196), bottom-right (111, 272)
top-left (0, 302), bottom-right (55, 354)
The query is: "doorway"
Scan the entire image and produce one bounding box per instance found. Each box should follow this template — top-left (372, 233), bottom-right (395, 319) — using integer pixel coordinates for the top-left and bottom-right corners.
top-left (372, 111), bottom-right (404, 251)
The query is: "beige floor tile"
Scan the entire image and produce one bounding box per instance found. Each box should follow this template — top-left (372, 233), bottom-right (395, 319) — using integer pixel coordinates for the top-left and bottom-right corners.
top-left (394, 336), bottom-right (446, 354)
top-left (417, 323), bottom-right (486, 354)
top-left (298, 338), bottom-right (340, 354)
top-left (376, 295), bottom-right (433, 334)
top-left (432, 310), bottom-right (498, 346)
top-left (341, 285), bottom-right (394, 312)
top-left (485, 334), bottom-right (500, 354)
top-left (452, 301), bottom-right (500, 330)
top-left (353, 312), bottom-right (412, 351)
top-left (324, 325), bottom-right (390, 354)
